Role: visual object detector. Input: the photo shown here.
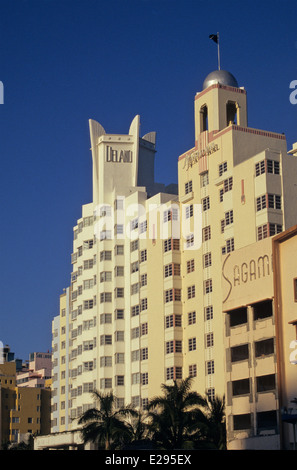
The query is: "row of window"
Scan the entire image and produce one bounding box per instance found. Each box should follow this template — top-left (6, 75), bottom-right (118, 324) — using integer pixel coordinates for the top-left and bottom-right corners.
top-left (183, 158), bottom-right (280, 199)
top-left (257, 223), bottom-right (282, 240)
top-left (256, 193), bottom-right (281, 211)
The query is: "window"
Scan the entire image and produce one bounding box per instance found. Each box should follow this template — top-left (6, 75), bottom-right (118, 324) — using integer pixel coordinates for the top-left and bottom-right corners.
top-left (115, 266), bottom-right (124, 277)
top-left (131, 218), bottom-right (139, 231)
top-left (205, 306), bottom-right (213, 320)
top-left (174, 289), bottom-right (181, 301)
top-left (257, 411), bottom-right (278, 432)
top-left (115, 375), bottom-right (125, 386)
top-left (100, 293), bottom-right (112, 303)
top-left (187, 259), bottom-right (195, 273)
top-left (100, 313), bottom-right (112, 324)
top-left (186, 234), bottom-right (194, 248)
top-left (100, 250), bottom-right (112, 261)
top-left (255, 338), bottom-right (274, 357)
top-left (141, 372), bottom-right (148, 385)
top-left (219, 161), bottom-right (227, 176)
top-left (140, 249), bottom-right (147, 263)
top-left (115, 224), bottom-right (124, 235)
top-left (206, 332), bottom-right (214, 348)
top-left (141, 348), bottom-right (148, 361)
top-left (256, 374), bottom-right (276, 392)
top-left (131, 350), bottom-right (140, 362)
top-left (100, 378), bottom-right (112, 389)
top-left (131, 327), bottom-right (140, 339)
top-left (268, 194), bottom-right (281, 210)
top-left (225, 210), bottom-right (233, 226)
top-left (232, 379), bottom-right (250, 396)
top-left (115, 331), bottom-right (124, 342)
top-left (189, 364), bottom-right (197, 378)
top-left (228, 307), bottom-right (248, 327)
top-left (256, 159), bottom-right (280, 176)
top-left (256, 195), bottom-right (266, 212)
top-left (115, 309), bottom-right (124, 320)
top-left (84, 299), bottom-right (94, 309)
top-left (131, 305), bottom-right (140, 317)
top-left (164, 238), bottom-right (180, 252)
top-left (257, 224), bottom-right (268, 241)
top-left (131, 283), bottom-right (139, 295)
top-left (187, 285), bottom-right (195, 299)
top-left (223, 177), bottom-right (233, 193)
top-left (131, 261), bottom-right (139, 273)
top-left (164, 238), bottom-right (172, 253)
top-left (165, 314), bottom-right (182, 328)
top-left (84, 278), bottom-right (95, 289)
top-left (140, 273), bottom-right (147, 287)
top-left (253, 300), bottom-right (273, 320)
top-left (267, 159), bottom-right (280, 174)
top-left (222, 238), bottom-right (234, 254)
top-left (202, 225), bottom-right (211, 242)
top-left (203, 252), bottom-right (212, 268)
top-left (139, 220), bottom-right (147, 234)
top-left (165, 289), bottom-right (173, 303)
top-left (141, 298), bottom-right (148, 311)
top-left (100, 335), bottom-right (112, 345)
top-left (188, 337), bottom-right (196, 351)
top-left (269, 223), bottom-right (282, 236)
top-left (100, 230), bottom-right (112, 240)
top-left (204, 279), bottom-right (212, 294)
top-left (185, 180), bottom-right (192, 194)
top-left (188, 311), bottom-right (196, 325)
top-left (201, 172), bottom-right (209, 187)
top-left (185, 204), bottom-right (193, 219)
top-left (131, 240), bottom-right (138, 251)
top-left (255, 160), bottom-right (265, 176)
top-left (83, 239), bottom-right (94, 250)
top-left (166, 367), bottom-right (174, 381)
top-left (233, 414), bottom-right (251, 431)
top-left (166, 341), bottom-right (182, 354)
top-left (115, 245), bottom-right (124, 255)
top-left (132, 372), bottom-right (140, 384)
top-left (202, 196), bottom-right (210, 211)
top-left (100, 271), bottom-right (112, 282)
top-left (206, 360), bottom-right (214, 375)
top-left (231, 344), bottom-right (249, 363)
top-left (141, 322), bottom-right (148, 335)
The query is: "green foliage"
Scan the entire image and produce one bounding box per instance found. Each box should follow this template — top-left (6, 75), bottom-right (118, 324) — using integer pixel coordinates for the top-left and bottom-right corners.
top-left (78, 379), bottom-right (226, 450)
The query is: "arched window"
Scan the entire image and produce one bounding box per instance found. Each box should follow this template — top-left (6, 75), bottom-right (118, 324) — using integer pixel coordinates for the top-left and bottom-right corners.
top-left (226, 101), bottom-right (238, 125)
top-left (200, 105), bottom-right (208, 132)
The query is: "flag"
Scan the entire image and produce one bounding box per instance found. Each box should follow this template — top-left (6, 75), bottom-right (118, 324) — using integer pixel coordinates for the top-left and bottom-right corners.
top-left (209, 34), bottom-right (218, 44)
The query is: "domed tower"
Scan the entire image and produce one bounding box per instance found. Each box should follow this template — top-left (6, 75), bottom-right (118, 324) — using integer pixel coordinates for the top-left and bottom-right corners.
top-left (194, 69), bottom-right (248, 142)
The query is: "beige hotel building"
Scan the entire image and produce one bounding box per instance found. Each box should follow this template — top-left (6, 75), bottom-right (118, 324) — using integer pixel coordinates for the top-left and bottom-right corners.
top-left (40, 69), bottom-right (297, 450)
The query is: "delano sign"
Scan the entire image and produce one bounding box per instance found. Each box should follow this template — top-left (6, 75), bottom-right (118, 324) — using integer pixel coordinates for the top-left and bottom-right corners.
top-left (106, 145), bottom-right (133, 163)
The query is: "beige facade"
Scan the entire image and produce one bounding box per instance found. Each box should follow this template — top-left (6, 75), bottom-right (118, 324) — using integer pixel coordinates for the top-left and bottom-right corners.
top-left (49, 69), bottom-right (297, 450)
top-left (0, 360), bottom-right (51, 447)
top-left (221, 227), bottom-right (297, 450)
top-left (178, 73), bottom-right (297, 401)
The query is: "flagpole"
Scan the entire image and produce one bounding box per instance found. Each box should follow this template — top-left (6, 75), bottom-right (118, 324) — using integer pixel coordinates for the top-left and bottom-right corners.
top-left (217, 32), bottom-right (220, 70)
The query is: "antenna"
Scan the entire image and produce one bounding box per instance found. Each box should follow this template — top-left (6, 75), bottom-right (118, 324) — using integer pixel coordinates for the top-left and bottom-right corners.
top-left (209, 32), bottom-right (221, 70)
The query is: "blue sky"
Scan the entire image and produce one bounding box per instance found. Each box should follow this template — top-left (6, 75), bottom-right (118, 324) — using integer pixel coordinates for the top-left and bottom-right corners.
top-left (0, 0), bottom-right (296, 360)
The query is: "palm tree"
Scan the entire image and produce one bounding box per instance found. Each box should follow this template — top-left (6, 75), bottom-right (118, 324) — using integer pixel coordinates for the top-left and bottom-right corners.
top-left (202, 394), bottom-right (226, 449)
top-left (78, 389), bottom-right (137, 450)
top-left (147, 377), bottom-right (207, 449)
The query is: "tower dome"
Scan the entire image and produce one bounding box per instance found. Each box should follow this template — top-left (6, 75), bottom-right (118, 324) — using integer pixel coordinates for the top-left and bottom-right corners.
top-left (202, 70), bottom-right (238, 90)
